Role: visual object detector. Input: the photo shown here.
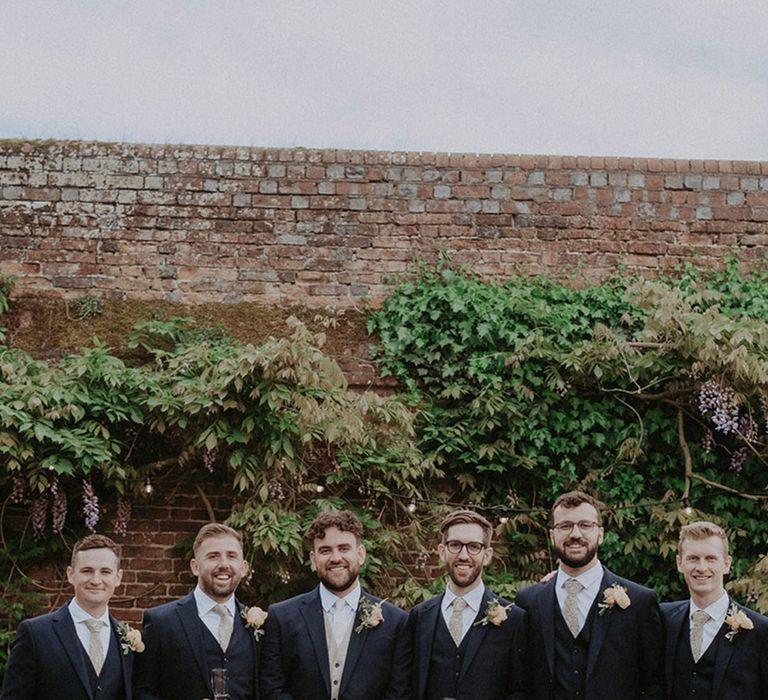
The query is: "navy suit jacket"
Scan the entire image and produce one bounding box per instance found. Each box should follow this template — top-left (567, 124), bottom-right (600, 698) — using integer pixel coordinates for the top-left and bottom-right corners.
top-left (409, 587), bottom-right (528, 700)
top-left (1, 602), bottom-right (134, 700)
top-left (259, 586), bottom-right (411, 700)
top-left (515, 566), bottom-right (664, 700)
top-left (661, 598), bottom-right (768, 699)
top-left (133, 592), bottom-right (260, 700)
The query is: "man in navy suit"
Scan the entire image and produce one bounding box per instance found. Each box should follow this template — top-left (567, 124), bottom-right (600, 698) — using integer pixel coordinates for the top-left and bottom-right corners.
top-left (409, 509), bottom-right (528, 700)
top-left (260, 510), bottom-right (410, 700)
top-left (661, 520), bottom-right (768, 699)
top-left (515, 490), bottom-right (664, 699)
top-left (2, 533), bottom-right (138, 700)
top-left (134, 523), bottom-right (261, 700)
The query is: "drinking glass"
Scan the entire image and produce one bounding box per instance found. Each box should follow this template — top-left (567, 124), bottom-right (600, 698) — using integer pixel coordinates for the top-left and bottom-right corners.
top-left (210, 667), bottom-right (229, 700)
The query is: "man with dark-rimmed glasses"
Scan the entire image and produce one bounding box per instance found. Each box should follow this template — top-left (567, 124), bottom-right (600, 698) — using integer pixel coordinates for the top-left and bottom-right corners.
top-left (516, 490), bottom-right (664, 699)
top-left (409, 509), bottom-right (528, 699)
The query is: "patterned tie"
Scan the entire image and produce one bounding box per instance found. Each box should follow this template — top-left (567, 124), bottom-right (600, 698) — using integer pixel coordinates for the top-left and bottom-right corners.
top-left (690, 609), bottom-right (710, 662)
top-left (449, 597), bottom-right (468, 645)
top-left (84, 619), bottom-right (105, 674)
top-left (212, 604), bottom-right (233, 651)
top-left (563, 578), bottom-right (584, 637)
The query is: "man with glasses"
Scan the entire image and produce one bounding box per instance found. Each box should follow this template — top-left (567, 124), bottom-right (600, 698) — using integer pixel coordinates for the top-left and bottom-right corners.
top-left (516, 490), bottom-right (664, 699)
top-left (409, 509), bottom-right (528, 700)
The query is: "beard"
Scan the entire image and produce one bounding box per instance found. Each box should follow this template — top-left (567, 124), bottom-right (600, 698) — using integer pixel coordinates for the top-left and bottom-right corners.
top-left (554, 536), bottom-right (600, 569)
top-left (317, 562), bottom-right (360, 593)
top-left (447, 558), bottom-right (483, 590)
top-left (199, 565), bottom-right (242, 600)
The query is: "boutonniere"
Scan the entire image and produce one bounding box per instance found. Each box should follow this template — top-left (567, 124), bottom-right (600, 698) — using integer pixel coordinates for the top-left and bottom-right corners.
top-left (241, 606), bottom-right (268, 641)
top-left (724, 603), bottom-right (754, 641)
top-left (598, 583), bottom-right (631, 615)
top-left (355, 597), bottom-right (385, 633)
top-left (116, 621), bottom-right (145, 654)
top-left (474, 599), bottom-right (513, 627)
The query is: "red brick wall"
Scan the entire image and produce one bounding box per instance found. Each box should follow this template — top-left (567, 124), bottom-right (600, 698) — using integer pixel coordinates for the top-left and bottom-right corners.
top-left (2, 140), bottom-right (768, 307)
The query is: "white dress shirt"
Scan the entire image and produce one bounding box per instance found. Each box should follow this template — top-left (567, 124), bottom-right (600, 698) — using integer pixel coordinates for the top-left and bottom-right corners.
top-left (194, 585), bottom-right (236, 640)
top-left (69, 599), bottom-right (112, 657)
top-left (441, 581), bottom-right (486, 644)
top-left (688, 590), bottom-right (729, 657)
top-left (320, 582), bottom-right (361, 642)
top-left (554, 561), bottom-right (604, 635)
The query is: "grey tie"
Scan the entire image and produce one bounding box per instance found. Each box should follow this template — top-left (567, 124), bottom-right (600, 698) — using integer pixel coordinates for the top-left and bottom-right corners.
top-left (331, 597), bottom-right (348, 643)
top-left (690, 609), bottom-right (710, 662)
top-left (448, 597), bottom-right (468, 646)
top-left (213, 604), bottom-right (233, 651)
top-left (563, 578), bottom-right (584, 637)
top-left (84, 619), bottom-right (105, 675)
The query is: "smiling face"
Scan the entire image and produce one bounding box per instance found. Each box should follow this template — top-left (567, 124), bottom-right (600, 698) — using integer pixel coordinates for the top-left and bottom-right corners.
top-left (550, 502), bottom-right (604, 575)
top-left (438, 522), bottom-right (493, 595)
top-left (309, 526), bottom-right (366, 596)
top-left (677, 535), bottom-right (731, 609)
top-left (67, 547), bottom-right (123, 617)
top-left (190, 534), bottom-right (249, 603)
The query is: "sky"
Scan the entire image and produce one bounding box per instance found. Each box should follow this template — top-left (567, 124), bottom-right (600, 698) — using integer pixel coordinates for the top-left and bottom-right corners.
top-left (2, 1), bottom-right (768, 161)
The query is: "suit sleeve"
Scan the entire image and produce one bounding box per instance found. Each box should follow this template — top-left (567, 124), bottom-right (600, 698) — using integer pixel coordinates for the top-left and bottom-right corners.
top-left (638, 588), bottom-right (665, 700)
top-left (505, 606), bottom-right (530, 700)
top-left (132, 609), bottom-right (165, 700)
top-left (382, 608), bottom-right (412, 700)
top-left (1, 621), bottom-right (38, 699)
top-left (259, 607), bottom-right (294, 700)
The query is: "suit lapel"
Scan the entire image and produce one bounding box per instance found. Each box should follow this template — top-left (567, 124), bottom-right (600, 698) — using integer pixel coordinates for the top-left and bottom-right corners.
top-left (586, 568), bottom-right (613, 679)
top-left (300, 587), bottom-right (332, 696)
top-left (711, 601), bottom-right (737, 700)
top-left (458, 589), bottom-right (492, 682)
top-left (664, 601), bottom-right (689, 693)
top-left (542, 577), bottom-right (557, 675)
top-left (417, 595), bottom-right (443, 700)
top-left (339, 592), bottom-right (374, 695)
top-left (235, 599), bottom-right (260, 675)
top-left (51, 604), bottom-right (94, 699)
top-left (175, 594), bottom-right (211, 694)
top-left (109, 614), bottom-right (132, 700)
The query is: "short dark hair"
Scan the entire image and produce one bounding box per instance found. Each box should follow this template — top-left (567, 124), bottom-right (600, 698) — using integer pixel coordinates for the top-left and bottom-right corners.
top-left (551, 491), bottom-right (603, 526)
top-left (193, 523), bottom-right (244, 556)
top-left (306, 511), bottom-right (364, 544)
top-left (71, 534), bottom-right (121, 567)
top-left (440, 510), bottom-right (493, 547)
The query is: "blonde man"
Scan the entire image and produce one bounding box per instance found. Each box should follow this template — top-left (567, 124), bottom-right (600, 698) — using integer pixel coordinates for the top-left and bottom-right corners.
top-left (661, 520), bottom-right (768, 699)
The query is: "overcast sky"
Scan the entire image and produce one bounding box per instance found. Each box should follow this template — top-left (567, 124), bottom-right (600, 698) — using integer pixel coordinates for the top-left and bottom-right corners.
top-left (3, 1), bottom-right (767, 161)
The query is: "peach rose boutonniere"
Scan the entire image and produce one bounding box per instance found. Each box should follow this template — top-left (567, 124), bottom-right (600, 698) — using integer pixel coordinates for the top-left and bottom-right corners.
top-left (241, 605), bottom-right (268, 641)
top-left (355, 597), bottom-right (385, 633)
top-left (598, 584), bottom-right (631, 616)
top-left (724, 603), bottom-right (754, 641)
top-left (474, 599), bottom-right (514, 627)
top-left (116, 622), bottom-right (145, 655)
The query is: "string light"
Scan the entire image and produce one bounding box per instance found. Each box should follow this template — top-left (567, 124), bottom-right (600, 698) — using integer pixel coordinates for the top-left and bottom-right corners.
top-left (499, 516), bottom-right (509, 524)
top-left (315, 483), bottom-right (326, 494)
top-left (143, 476), bottom-right (154, 495)
top-left (408, 497), bottom-right (418, 513)
top-left (681, 497), bottom-right (693, 515)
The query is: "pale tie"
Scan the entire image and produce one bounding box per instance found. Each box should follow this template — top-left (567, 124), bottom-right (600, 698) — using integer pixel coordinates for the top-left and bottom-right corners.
top-left (331, 598), bottom-right (348, 643)
top-left (563, 578), bottom-right (584, 637)
top-left (690, 609), bottom-right (710, 662)
top-left (84, 618), bottom-right (105, 675)
top-left (212, 604), bottom-right (233, 651)
top-left (449, 597), bottom-right (468, 646)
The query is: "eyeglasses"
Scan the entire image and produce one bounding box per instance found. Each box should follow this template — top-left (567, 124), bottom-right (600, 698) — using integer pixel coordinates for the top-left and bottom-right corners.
top-left (552, 520), bottom-right (600, 534)
top-left (444, 540), bottom-right (486, 556)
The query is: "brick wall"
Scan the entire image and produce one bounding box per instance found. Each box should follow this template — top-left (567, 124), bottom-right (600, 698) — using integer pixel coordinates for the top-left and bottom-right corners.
top-left (2, 140), bottom-right (768, 308)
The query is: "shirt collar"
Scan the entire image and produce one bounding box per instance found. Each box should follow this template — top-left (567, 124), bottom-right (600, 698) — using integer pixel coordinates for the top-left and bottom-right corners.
top-left (690, 590), bottom-right (730, 621)
top-left (194, 585), bottom-right (236, 617)
top-left (68, 598), bottom-right (110, 625)
top-left (319, 581), bottom-right (361, 613)
top-left (556, 560), bottom-right (604, 591)
top-left (443, 580), bottom-right (486, 613)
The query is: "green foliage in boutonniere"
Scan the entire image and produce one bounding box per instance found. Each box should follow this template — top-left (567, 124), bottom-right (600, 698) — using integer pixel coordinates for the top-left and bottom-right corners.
top-left (724, 602), bottom-right (754, 641)
top-left (116, 621), bottom-right (145, 654)
top-left (355, 597), bottom-right (385, 633)
top-left (474, 599), bottom-right (513, 627)
top-left (241, 605), bottom-right (268, 641)
top-left (598, 583), bottom-right (631, 616)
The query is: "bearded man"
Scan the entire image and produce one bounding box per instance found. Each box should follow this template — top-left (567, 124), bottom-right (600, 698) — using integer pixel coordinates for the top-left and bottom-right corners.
top-left (134, 523), bottom-right (260, 700)
top-left (260, 510), bottom-right (410, 700)
top-left (515, 490), bottom-right (664, 699)
top-left (409, 509), bottom-right (528, 700)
